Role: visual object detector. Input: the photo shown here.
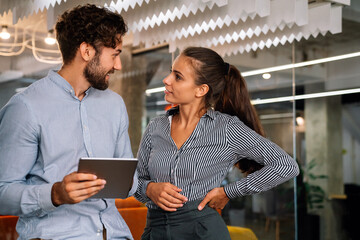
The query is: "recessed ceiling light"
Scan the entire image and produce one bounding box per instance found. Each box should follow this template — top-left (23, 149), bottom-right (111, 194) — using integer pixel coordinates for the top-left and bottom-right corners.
top-left (44, 29), bottom-right (56, 45)
top-left (0, 25), bottom-right (11, 40)
top-left (262, 73), bottom-right (271, 79)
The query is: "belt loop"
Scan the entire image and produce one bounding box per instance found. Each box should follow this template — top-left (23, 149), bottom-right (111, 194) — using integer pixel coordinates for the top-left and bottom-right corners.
top-left (165, 212), bottom-right (169, 224)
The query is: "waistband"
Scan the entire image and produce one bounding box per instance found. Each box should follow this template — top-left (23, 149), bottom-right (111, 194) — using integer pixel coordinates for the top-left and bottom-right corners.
top-left (146, 200), bottom-right (218, 227)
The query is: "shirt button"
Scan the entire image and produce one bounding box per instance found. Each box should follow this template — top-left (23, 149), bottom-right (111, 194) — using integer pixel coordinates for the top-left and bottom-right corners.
top-left (97, 229), bottom-right (101, 233)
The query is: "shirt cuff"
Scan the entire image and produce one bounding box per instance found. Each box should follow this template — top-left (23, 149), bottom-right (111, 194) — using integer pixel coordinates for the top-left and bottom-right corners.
top-left (38, 183), bottom-right (57, 213)
top-left (224, 181), bottom-right (245, 199)
top-left (142, 180), bottom-right (155, 202)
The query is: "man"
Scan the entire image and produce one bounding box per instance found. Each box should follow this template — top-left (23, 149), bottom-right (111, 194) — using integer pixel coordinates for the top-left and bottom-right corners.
top-left (0, 4), bottom-right (137, 240)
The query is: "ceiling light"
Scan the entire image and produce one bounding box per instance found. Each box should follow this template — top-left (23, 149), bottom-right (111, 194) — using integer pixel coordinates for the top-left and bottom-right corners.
top-left (296, 116), bottom-right (305, 126)
top-left (262, 73), bottom-right (271, 79)
top-left (242, 51), bottom-right (360, 77)
top-left (146, 86), bottom-right (166, 95)
top-left (0, 25), bottom-right (11, 40)
top-left (145, 51), bottom-right (360, 95)
top-left (251, 88), bottom-right (360, 105)
top-left (44, 29), bottom-right (56, 45)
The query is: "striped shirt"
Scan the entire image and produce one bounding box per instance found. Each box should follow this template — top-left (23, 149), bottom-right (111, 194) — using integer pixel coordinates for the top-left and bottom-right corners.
top-left (134, 107), bottom-right (299, 209)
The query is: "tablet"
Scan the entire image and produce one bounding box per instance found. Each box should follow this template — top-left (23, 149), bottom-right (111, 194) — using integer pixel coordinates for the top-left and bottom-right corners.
top-left (78, 157), bottom-right (138, 199)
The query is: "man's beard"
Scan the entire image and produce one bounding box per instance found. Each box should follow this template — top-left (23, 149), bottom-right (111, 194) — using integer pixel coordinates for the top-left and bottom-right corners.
top-left (83, 54), bottom-right (113, 90)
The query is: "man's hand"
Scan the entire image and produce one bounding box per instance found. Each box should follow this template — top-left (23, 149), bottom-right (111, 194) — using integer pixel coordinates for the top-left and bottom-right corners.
top-left (198, 187), bottom-right (229, 211)
top-left (51, 172), bottom-right (106, 206)
top-left (146, 182), bottom-right (188, 212)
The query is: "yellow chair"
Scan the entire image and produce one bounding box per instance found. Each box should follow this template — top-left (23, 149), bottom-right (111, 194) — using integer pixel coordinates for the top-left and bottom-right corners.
top-left (227, 225), bottom-right (258, 240)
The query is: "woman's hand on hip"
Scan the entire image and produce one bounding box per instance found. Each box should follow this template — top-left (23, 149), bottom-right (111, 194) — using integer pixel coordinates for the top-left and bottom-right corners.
top-left (198, 187), bottom-right (229, 211)
top-left (146, 182), bottom-right (188, 211)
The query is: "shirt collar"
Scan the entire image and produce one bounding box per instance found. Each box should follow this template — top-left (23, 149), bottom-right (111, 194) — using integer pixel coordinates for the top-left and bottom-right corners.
top-left (166, 106), bottom-right (216, 120)
top-left (47, 69), bottom-right (92, 96)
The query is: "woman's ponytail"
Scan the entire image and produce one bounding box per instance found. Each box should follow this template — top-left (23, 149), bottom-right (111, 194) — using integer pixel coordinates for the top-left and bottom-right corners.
top-left (215, 65), bottom-right (265, 175)
top-left (215, 65), bottom-right (265, 137)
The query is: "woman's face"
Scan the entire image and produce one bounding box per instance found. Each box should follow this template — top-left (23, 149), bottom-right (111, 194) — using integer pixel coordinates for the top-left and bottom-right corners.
top-left (162, 54), bottom-right (205, 105)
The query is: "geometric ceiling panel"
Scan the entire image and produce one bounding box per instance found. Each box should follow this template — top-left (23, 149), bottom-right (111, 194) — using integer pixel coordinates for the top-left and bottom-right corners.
top-left (170, 3), bottom-right (343, 56)
top-left (130, 0), bottom-right (272, 47)
top-left (134, 0), bottom-right (307, 48)
top-left (0, 0), bottom-right (351, 62)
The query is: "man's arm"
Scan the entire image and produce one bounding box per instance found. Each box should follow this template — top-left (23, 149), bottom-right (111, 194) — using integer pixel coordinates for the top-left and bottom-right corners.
top-left (0, 96), bottom-right (108, 216)
top-left (0, 96), bottom-right (53, 217)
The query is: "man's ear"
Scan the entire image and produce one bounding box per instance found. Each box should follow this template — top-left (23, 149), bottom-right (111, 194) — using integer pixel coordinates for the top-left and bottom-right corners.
top-left (196, 84), bottom-right (209, 98)
top-left (79, 42), bottom-right (95, 62)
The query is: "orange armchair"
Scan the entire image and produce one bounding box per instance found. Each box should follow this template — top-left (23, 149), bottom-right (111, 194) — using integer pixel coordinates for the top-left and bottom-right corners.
top-left (0, 215), bottom-right (19, 240)
top-left (116, 196), bottom-right (148, 240)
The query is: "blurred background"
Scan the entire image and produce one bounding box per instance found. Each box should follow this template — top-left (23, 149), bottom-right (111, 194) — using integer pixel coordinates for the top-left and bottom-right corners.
top-left (1, 1), bottom-right (359, 239)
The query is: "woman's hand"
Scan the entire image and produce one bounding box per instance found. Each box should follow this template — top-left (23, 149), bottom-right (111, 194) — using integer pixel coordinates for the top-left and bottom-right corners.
top-left (146, 182), bottom-right (188, 211)
top-left (198, 187), bottom-right (229, 211)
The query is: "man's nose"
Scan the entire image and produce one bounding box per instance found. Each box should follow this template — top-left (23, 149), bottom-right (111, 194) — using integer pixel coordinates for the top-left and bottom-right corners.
top-left (114, 56), bottom-right (122, 71)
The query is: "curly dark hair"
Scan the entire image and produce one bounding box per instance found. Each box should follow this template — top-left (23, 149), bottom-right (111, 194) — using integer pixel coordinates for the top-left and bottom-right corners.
top-left (55, 4), bottom-right (128, 64)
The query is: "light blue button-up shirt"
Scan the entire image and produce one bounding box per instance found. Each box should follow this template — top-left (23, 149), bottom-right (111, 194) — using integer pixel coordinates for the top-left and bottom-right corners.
top-left (0, 70), bottom-right (137, 240)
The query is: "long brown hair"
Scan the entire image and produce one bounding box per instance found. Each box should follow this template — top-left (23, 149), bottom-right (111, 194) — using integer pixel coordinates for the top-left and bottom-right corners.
top-left (182, 47), bottom-right (264, 174)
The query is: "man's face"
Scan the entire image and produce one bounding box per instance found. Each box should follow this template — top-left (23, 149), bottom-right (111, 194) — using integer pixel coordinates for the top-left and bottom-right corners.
top-left (84, 40), bottom-right (123, 90)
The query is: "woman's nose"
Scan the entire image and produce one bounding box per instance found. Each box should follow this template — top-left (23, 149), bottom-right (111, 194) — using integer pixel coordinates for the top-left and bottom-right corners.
top-left (162, 74), bottom-right (172, 85)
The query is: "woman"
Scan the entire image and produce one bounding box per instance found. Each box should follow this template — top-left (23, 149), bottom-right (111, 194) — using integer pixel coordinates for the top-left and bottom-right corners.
top-left (134, 47), bottom-right (299, 239)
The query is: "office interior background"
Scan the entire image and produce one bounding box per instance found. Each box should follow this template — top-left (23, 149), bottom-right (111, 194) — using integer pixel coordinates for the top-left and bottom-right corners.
top-left (0, 0), bottom-right (359, 240)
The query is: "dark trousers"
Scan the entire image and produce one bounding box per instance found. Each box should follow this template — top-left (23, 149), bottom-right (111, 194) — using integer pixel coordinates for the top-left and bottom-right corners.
top-left (141, 200), bottom-right (231, 240)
